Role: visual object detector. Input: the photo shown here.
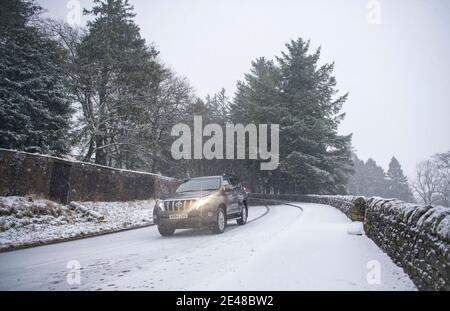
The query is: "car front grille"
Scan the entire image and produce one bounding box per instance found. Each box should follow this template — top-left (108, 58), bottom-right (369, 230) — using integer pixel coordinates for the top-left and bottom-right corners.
top-left (164, 200), bottom-right (197, 212)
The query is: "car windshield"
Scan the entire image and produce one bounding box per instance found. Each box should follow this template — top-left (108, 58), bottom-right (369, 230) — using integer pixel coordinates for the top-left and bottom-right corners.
top-left (176, 178), bottom-right (221, 193)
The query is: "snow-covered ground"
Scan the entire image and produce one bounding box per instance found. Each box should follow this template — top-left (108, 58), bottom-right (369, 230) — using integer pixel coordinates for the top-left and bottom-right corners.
top-left (0, 203), bottom-right (416, 291)
top-left (0, 197), bottom-right (155, 252)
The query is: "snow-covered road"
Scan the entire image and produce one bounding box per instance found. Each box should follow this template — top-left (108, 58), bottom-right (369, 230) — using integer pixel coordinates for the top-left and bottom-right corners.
top-left (0, 203), bottom-right (416, 291)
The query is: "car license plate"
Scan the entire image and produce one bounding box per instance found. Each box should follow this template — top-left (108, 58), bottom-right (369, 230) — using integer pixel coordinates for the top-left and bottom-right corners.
top-left (169, 214), bottom-right (188, 220)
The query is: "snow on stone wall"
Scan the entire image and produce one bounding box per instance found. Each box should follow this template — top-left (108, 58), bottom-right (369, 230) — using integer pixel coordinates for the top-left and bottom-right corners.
top-left (0, 149), bottom-right (179, 203)
top-left (364, 197), bottom-right (450, 291)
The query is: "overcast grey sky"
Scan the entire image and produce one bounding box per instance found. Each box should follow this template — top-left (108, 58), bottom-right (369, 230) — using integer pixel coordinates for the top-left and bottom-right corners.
top-left (37, 0), bottom-right (450, 178)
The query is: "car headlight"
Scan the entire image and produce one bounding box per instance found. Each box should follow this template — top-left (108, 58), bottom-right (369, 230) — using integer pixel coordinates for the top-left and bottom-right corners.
top-left (155, 200), bottom-right (165, 211)
top-left (194, 196), bottom-right (212, 210)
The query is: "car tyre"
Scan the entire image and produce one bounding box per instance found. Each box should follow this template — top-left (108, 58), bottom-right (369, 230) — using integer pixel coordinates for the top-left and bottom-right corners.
top-left (237, 204), bottom-right (248, 226)
top-left (211, 207), bottom-right (227, 234)
top-left (158, 225), bottom-right (175, 237)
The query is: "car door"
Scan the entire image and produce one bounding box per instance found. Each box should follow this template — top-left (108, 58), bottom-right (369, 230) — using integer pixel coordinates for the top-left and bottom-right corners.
top-left (222, 178), bottom-right (238, 214)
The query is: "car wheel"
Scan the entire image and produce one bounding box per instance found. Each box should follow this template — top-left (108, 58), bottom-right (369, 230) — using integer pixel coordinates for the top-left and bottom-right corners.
top-left (237, 204), bottom-right (248, 226)
top-left (212, 207), bottom-right (227, 234)
top-left (158, 225), bottom-right (175, 237)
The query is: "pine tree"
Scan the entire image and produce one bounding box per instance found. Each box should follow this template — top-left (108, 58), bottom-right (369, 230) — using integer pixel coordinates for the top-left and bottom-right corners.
top-left (346, 153), bottom-right (366, 195)
top-left (387, 156), bottom-right (414, 202)
top-left (230, 57), bottom-right (282, 193)
top-left (232, 57), bottom-right (281, 126)
top-left (230, 39), bottom-right (353, 194)
top-left (347, 155), bottom-right (393, 198)
top-left (0, 0), bottom-right (72, 155)
top-left (277, 39), bottom-right (353, 194)
top-left (364, 158), bottom-right (389, 197)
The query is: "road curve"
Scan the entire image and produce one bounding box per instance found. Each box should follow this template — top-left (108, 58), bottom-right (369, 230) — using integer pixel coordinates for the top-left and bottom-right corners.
top-left (0, 204), bottom-right (416, 291)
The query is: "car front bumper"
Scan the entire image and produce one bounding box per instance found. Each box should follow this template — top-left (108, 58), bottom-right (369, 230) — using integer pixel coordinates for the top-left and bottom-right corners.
top-left (154, 208), bottom-right (218, 229)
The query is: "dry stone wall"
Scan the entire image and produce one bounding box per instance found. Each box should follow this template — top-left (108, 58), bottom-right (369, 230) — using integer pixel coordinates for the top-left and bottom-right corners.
top-left (364, 197), bottom-right (449, 291)
top-left (0, 149), bottom-right (179, 204)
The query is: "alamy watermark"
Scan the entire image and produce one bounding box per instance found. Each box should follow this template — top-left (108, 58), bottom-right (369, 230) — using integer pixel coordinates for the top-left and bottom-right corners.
top-left (366, 260), bottom-right (381, 285)
top-left (171, 116), bottom-right (280, 171)
top-left (366, 0), bottom-right (382, 25)
top-left (66, 260), bottom-right (82, 286)
top-left (66, 0), bottom-right (82, 26)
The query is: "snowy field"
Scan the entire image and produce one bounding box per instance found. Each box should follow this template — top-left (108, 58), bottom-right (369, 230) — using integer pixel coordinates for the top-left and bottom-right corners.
top-left (0, 203), bottom-right (416, 291)
top-left (0, 197), bottom-right (155, 252)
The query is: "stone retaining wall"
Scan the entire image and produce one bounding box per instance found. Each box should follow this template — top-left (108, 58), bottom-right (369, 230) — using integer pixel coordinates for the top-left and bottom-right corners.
top-left (0, 149), bottom-right (179, 203)
top-left (364, 197), bottom-right (449, 291)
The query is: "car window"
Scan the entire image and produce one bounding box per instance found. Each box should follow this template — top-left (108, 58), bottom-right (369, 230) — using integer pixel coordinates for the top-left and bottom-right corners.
top-left (176, 178), bottom-right (222, 193)
top-left (222, 179), bottom-right (230, 187)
